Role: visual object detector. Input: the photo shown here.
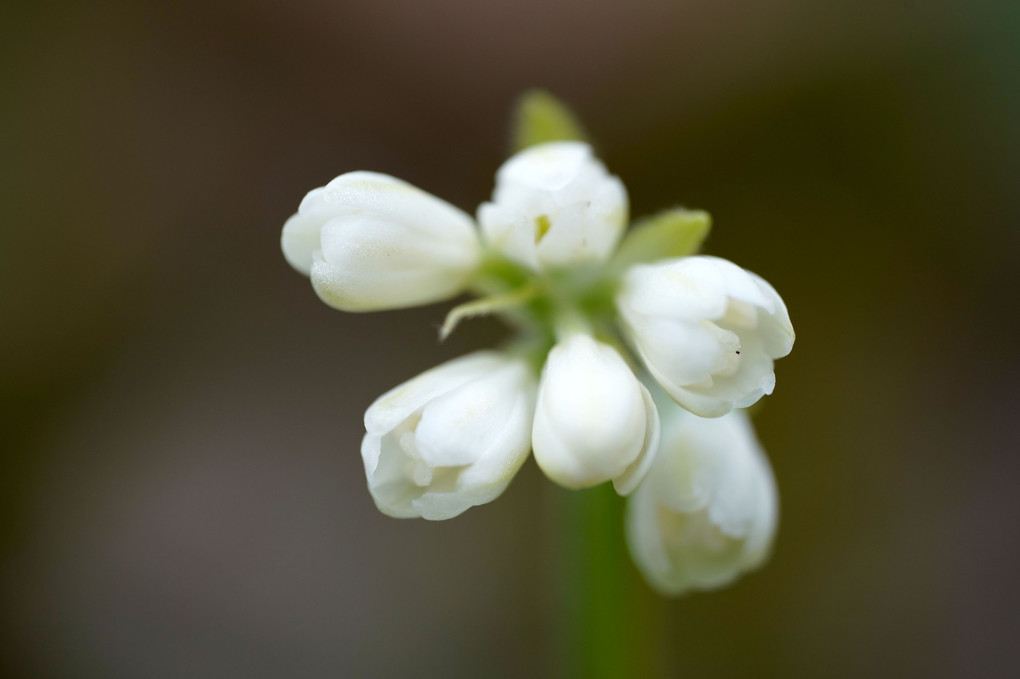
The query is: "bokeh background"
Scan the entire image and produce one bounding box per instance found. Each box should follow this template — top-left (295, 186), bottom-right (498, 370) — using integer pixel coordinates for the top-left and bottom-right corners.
top-left (3, 0), bottom-right (1019, 677)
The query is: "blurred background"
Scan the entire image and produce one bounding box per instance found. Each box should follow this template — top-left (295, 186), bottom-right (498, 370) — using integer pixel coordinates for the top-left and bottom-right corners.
top-left (2, 0), bottom-right (1019, 676)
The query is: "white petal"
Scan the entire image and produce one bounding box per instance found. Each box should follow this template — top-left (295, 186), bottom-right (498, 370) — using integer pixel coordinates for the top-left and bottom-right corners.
top-left (285, 172), bottom-right (482, 311)
top-left (619, 259), bottom-right (730, 320)
top-left (477, 202), bottom-right (540, 271)
top-left (412, 363), bottom-right (536, 519)
top-left (612, 382), bottom-right (661, 496)
top-left (323, 172), bottom-right (478, 245)
top-left (281, 187), bottom-right (336, 275)
top-left (532, 201), bottom-right (590, 268)
top-left (617, 256), bottom-right (794, 417)
top-left (748, 272), bottom-right (795, 358)
top-left (701, 256), bottom-right (774, 311)
top-left (625, 408), bottom-right (777, 596)
top-left (361, 352), bottom-right (536, 521)
top-left (497, 141), bottom-right (593, 190)
top-left (480, 142), bottom-right (628, 271)
top-left (532, 334), bottom-right (658, 492)
top-left (364, 352), bottom-right (506, 435)
top-left (414, 360), bottom-right (533, 468)
top-left (311, 211), bottom-right (480, 311)
top-left (628, 316), bottom-right (735, 387)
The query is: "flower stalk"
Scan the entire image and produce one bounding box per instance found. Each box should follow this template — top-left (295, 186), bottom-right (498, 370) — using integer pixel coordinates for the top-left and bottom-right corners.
top-left (557, 483), bottom-right (658, 679)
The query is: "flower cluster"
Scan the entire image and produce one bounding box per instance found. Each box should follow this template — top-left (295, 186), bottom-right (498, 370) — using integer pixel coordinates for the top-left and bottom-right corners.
top-left (282, 133), bottom-right (794, 595)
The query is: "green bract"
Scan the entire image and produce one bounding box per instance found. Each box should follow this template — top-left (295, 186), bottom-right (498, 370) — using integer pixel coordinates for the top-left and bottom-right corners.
top-left (513, 89), bottom-right (589, 151)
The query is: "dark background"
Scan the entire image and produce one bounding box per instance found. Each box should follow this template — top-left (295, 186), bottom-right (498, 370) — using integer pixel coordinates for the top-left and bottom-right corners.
top-left (2, 0), bottom-right (1019, 677)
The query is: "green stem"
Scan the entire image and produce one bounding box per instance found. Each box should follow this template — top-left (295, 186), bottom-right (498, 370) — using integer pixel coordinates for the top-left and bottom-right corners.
top-left (555, 484), bottom-right (657, 679)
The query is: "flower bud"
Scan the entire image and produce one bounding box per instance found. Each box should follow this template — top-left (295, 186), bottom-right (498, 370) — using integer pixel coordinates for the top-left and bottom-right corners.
top-left (616, 256), bottom-right (795, 418)
top-left (478, 142), bottom-right (628, 271)
top-left (281, 172), bottom-right (482, 311)
top-left (361, 352), bottom-right (536, 520)
top-left (531, 334), bottom-right (659, 494)
top-left (626, 407), bottom-right (777, 596)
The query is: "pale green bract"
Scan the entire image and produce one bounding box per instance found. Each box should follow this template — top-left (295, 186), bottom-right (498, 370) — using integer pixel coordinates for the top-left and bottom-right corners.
top-left (512, 89), bottom-right (589, 151)
top-left (609, 208), bottom-right (711, 272)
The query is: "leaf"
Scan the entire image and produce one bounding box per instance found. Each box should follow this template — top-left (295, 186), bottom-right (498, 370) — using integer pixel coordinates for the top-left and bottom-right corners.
top-left (512, 90), bottom-right (588, 151)
top-left (610, 208), bottom-right (711, 270)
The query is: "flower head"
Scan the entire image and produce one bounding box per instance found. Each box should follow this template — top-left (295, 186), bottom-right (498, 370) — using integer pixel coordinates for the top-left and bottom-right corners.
top-left (281, 91), bottom-right (796, 596)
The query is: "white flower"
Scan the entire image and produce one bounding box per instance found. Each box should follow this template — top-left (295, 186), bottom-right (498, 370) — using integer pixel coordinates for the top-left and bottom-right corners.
top-left (281, 172), bottom-right (482, 311)
top-left (616, 255), bottom-right (795, 418)
top-left (531, 334), bottom-right (659, 494)
top-left (361, 351), bottom-right (536, 520)
top-left (478, 142), bottom-right (628, 271)
top-left (626, 406), bottom-right (777, 596)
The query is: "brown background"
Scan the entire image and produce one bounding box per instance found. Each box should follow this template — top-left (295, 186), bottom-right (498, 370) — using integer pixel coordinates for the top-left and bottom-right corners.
top-left (2, 0), bottom-right (1019, 677)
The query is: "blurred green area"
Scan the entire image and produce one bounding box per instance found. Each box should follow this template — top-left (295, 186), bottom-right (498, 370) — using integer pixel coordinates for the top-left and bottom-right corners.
top-left (2, 0), bottom-right (1019, 677)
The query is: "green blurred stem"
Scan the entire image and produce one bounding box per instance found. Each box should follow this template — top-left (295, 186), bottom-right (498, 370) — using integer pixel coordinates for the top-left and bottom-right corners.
top-left (556, 484), bottom-right (656, 679)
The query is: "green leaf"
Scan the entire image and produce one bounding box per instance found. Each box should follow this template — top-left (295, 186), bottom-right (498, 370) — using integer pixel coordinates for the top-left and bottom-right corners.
top-left (610, 208), bottom-right (712, 270)
top-left (512, 89), bottom-right (588, 151)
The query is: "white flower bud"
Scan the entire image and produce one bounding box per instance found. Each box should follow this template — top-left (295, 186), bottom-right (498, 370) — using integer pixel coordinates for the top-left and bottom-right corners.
top-left (281, 172), bottom-right (482, 311)
top-left (361, 352), bottom-right (536, 520)
top-left (531, 334), bottom-right (659, 494)
top-left (616, 256), bottom-right (795, 418)
top-left (478, 142), bottom-right (628, 271)
top-left (626, 407), bottom-right (777, 596)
